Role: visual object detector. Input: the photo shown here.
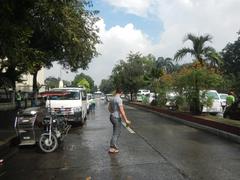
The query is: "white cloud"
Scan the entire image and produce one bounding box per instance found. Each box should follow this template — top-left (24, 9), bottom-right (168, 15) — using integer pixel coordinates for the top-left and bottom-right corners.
top-left (105, 0), bottom-right (240, 54)
top-left (46, 19), bottom-right (154, 85)
top-left (154, 0), bottom-right (240, 51)
top-left (104, 0), bottom-right (152, 16)
top-left (83, 18), bottom-right (154, 85)
top-left (46, 0), bottom-right (240, 86)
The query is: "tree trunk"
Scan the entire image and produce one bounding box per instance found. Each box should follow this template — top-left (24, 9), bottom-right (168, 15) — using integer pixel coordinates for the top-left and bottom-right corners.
top-left (191, 72), bottom-right (201, 115)
top-left (31, 70), bottom-right (39, 107)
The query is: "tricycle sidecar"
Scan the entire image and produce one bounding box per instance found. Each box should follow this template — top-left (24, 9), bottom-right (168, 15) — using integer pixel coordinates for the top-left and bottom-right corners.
top-left (14, 91), bottom-right (72, 153)
top-left (14, 107), bottom-right (46, 146)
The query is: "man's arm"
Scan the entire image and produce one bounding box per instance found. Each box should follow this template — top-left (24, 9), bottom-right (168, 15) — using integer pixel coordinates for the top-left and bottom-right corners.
top-left (119, 105), bottom-right (131, 125)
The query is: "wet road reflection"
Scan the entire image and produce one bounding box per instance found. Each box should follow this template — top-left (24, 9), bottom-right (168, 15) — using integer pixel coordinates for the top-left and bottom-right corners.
top-left (2, 99), bottom-right (240, 180)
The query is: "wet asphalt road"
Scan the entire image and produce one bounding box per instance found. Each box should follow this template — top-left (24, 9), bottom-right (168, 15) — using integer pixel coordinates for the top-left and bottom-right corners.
top-left (1, 100), bottom-right (240, 180)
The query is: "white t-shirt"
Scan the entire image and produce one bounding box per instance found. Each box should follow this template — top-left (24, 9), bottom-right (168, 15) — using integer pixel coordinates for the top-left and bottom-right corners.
top-left (111, 94), bottom-right (122, 118)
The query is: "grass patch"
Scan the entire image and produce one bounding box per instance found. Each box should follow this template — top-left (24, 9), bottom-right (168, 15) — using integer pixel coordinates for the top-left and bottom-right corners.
top-left (194, 113), bottom-right (240, 128)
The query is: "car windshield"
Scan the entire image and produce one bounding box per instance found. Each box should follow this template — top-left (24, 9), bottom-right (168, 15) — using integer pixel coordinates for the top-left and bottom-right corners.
top-left (206, 92), bottom-right (219, 100)
top-left (49, 91), bottom-right (80, 100)
top-left (220, 94), bottom-right (227, 100)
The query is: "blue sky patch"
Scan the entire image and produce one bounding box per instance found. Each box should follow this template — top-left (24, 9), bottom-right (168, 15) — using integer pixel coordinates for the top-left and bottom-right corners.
top-left (94, 1), bottom-right (164, 43)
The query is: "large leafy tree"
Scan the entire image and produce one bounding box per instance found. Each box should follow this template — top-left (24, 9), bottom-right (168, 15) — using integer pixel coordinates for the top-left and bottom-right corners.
top-left (221, 31), bottom-right (240, 95)
top-left (144, 55), bottom-right (160, 92)
top-left (173, 63), bottom-right (223, 114)
top-left (174, 33), bottom-right (223, 114)
top-left (111, 52), bottom-right (154, 100)
top-left (143, 56), bottom-right (176, 106)
top-left (0, 0), bottom-right (100, 91)
top-left (174, 33), bottom-right (222, 68)
top-left (77, 78), bottom-right (90, 92)
top-left (44, 76), bottom-right (59, 89)
top-left (0, 0), bottom-right (33, 87)
top-left (99, 78), bottom-right (114, 94)
top-left (72, 73), bottom-right (95, 92)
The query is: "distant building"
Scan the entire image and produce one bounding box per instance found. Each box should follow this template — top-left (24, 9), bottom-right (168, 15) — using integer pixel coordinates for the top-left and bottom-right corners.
top-left (16, 68), bottom-right (45, 92)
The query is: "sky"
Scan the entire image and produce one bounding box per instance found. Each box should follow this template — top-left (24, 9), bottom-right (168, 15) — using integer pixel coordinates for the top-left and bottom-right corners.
top-left (45, 0), bottom-right (240, 86)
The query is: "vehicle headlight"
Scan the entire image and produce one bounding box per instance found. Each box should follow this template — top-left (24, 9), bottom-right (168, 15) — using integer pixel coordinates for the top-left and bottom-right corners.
top-left (30, 111), bottom-right (37, 115)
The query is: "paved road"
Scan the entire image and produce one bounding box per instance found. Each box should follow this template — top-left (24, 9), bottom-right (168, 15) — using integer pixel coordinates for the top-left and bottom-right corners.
top-left (1, 100), bottom-right (240, 180)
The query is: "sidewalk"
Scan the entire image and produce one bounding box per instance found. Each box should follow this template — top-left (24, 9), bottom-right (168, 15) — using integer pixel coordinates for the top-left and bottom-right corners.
top-left (0, 130), bottom-right (18, 157)
top-left (129, 102), bottom-right (240, 143)
top-left (0, 109), bottom-right (18, 162)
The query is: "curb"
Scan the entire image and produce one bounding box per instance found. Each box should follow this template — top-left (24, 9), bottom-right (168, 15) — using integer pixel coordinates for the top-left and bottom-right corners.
top-left (129, 102), bottom-right (240, 144)
top-left (0, 135), bottom-right (19, 177)
top-left (0, 134), bottom-right (19, 160)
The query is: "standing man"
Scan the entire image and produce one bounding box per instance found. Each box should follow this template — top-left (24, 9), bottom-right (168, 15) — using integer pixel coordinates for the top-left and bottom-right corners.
top-left (16, 90), bottom-right (22, 109)
top-left (226, 91), bottom-right (235, 107)
top-left (24, 92), bottom-right (28, 108)
top-left (109, 87), bottom-right (131, 153)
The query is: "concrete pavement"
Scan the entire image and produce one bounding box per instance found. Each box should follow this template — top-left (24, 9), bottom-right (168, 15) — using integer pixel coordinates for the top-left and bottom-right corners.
top-left (0, 109), bottom-right (18, 163)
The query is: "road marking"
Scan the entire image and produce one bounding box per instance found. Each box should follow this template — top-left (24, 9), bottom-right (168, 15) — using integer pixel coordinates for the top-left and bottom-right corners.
top-left (121, 122), bottom-right (135, 134)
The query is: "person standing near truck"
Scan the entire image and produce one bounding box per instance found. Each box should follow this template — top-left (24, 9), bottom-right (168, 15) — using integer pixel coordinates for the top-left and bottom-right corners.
top-left (226, 91), bottom-right (235, 107)
top-left (108, 87), bottom-right (131, 153)
top-left (16, 90), bottom-right (22, 109)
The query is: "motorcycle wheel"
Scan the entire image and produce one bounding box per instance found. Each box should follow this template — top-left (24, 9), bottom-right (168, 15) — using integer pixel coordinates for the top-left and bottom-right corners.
top-left (39, 133), bottom-right (58, 153)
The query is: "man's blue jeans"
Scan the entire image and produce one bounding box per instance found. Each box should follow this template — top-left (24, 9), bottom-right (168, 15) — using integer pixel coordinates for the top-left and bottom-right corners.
top-left (110, 115), bottom-right (121, 149)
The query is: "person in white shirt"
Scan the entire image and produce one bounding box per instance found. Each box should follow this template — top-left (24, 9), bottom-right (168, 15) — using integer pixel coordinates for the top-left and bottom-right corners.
top-left (108, 87), bottom-right (131, 153)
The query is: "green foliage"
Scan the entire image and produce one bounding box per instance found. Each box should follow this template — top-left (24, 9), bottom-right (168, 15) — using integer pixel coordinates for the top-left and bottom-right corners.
top-left (175, 96), bottom-right (184, 107)
top-left (173, 64), bottom-right (223, 114)
top-left (174, 65), bottom-right (223, 91)
top-left (221, 31), bottom-right (240, 95)
top-left (201, 96), bottom-right (213, 110)
top-left (156, 90), bottom-right (167, 107)
top-left (174, 33), bottom-right (222, 68)
top-left (44, 76), bottom-right (59, 89)
top-left (142, 95), bottom-right (149, 105)
top-left (156, 57), bottom-right (175, 74)
top-left (173, 33), bottom-right (223, 113)
top-left (111, 52), bottom-right (155, 98)
top-left (72, 73), bottom-right (95, 92)
top-left (77, 78), bottom-right (90, 92)
top-left (99, 78), bottom-right (114, 94)
top-left (0, 0), bottom-right (100, 90)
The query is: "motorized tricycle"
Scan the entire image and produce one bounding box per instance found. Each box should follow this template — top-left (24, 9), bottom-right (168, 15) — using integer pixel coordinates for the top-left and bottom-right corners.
top-left (15, 91), bottom-right (72, 153)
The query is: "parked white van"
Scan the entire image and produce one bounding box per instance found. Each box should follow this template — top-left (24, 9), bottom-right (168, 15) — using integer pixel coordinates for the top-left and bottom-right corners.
top-left (137, 89), bottom-right (150, 95)
top-left (201, 90), bottom-right (222, 115)
top-left (46, 87), bottom-right (88, 125)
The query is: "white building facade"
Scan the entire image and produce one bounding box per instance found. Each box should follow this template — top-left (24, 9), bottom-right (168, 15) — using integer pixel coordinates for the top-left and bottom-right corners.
top-left (16, 68), bottom-right (45, 92)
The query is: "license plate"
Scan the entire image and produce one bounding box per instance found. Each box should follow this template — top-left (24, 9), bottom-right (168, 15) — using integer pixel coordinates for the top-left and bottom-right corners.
top-left (23, 136), bottom-right (31, 140)
top-left (22, 119), bottom-right (30, 123)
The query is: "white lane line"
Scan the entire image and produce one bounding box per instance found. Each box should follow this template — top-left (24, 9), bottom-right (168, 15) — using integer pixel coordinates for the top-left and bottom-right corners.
top-left (121, 122), bottom-right (135, 134)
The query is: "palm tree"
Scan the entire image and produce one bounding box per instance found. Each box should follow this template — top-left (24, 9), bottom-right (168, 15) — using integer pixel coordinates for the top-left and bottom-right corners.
top-left (174, 33), bottom-right (220, 114)
top-left (174, 33), bottom-right (222, 67)
top-left (205, 50), bottom-right (223, 69)
top-left (156, 57), bottom-right (174, 73)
